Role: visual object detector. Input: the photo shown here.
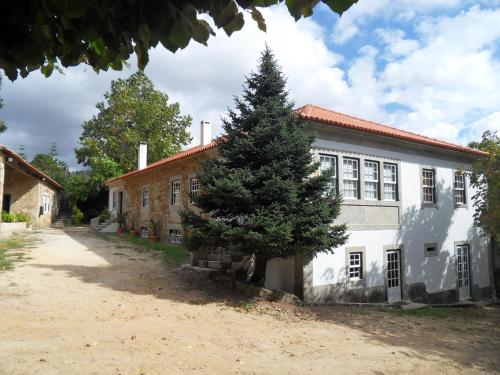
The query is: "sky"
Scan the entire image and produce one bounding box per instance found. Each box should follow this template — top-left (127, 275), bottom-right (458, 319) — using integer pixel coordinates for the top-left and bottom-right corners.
top-left (0, 0), bottom-right (499, 168)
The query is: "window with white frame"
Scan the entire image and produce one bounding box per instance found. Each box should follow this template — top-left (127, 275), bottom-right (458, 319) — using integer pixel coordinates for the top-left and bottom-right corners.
top-left (169, 229), bottom-right (181, 243)
top-left (454, 172), bottom-right (466, 205)
top-left (348, 252), bottom-right (363, 279)
top-left (140, 225), bottom-right (149, 238)
top-left (364, 160), bottom-right (379, 200)
top-left (171, 180), bottom-right (181, 205)
top-left (112, 191), bottom-right (118, 209)
top-left (142, 187), bottom-right (149, 208)
top-left (343, 158), bottom-right (359, 199)
top-left (422, 169), bottom-right (436, 204)
top-left (189, 178), bottom-right (199, 204)
top-left (383, 163), bottom-right (398, 201)
top-left (43, 194), bottom-right (51, 214)
top-left (319, 155), bottom-right (337, 194)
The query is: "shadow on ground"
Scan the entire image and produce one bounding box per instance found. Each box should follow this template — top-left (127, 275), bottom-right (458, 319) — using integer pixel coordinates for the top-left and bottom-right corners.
top-left (31, 228), bottom-right (500, 373)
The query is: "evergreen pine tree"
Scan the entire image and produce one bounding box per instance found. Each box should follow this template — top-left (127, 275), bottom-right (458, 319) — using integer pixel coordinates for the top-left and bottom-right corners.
top-left (49, 142), bottom-right (58, 158)
top-left (182, 47), bottom-right (348, 279)
top-left (18, 144), bottom-right (27, 160)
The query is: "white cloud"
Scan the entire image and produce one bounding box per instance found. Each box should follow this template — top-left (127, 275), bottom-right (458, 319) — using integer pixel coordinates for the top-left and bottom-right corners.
top-left (331, 0), bottom-right (462, 44)
top-left (1, 2), bottom-right (499, 168)
top-left (378, 5), bottom-right (500, 143)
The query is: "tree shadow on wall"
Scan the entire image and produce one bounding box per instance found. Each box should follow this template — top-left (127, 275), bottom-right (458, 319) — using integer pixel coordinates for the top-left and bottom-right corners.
top-left (395, 181), bottom-right (457, 303)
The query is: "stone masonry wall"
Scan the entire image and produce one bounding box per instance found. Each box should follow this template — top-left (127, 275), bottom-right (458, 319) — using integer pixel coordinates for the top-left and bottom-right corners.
top-left (110, 148), bottom-right (218, 242)
top-left (3, 167), bottom-right (58, 228)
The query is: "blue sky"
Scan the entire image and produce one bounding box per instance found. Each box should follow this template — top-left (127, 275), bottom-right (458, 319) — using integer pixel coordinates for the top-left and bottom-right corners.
top-left (1, 0), bottom-right (499, 167)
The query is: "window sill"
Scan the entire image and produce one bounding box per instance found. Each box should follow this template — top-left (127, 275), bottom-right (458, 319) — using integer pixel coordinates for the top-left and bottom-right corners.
top-left (347, 279), bottom-right (365, 288)
top-left (454, 204), bottom-right (467, 209)
top-left (421, 203), bottom-right (438, 209)
top-left (342, 200), bottom-right (400, 207)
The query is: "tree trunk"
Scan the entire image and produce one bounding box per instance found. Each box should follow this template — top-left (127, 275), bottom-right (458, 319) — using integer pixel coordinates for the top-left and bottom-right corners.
top-left (251, 254), bottom-right (267, 285)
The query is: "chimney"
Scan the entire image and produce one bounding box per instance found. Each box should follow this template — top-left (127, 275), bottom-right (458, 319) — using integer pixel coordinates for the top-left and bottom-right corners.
top-left (201, 121), bottom-right (211, 146)
top-left (138, 142), bottom-right (147, 170)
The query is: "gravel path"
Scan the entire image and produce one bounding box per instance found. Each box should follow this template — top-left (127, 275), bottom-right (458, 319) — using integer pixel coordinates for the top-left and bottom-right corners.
top-left (0, 228), bottom-right (498, 375)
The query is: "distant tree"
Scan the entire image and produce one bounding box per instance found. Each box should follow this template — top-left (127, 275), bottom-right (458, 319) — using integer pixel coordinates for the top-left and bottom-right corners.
top-left (181, 47), bottom-right (348, 281)
top-left (0, 1), bottom-right (358, 80)
top-left (18, 144), bottom-right (27, 160)
top-left (0, 73), bottom-right (6, 133)
top-left (75, 71), bottom-right (192, 183)
top-left (469, 131), bottom-right (500, 241)
top-left (31, 152), bottom-right (68, 185)
top-left (49, 142), bottom-right (58, 158)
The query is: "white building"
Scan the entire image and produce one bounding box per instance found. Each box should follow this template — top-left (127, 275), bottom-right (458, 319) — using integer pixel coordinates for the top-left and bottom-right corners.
top-left (106, 104), bottom-right (495, 304)
top-left (266, 105), bottom-right (494, 304)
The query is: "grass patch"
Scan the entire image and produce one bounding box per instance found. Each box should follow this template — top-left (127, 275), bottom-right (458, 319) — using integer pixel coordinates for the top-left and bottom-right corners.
top-left (0, 234), bottom-right (28, 270)
top-left (384, 306), bottom-right (487, 319)
top-left (102, 233), bottom-right (190, 266)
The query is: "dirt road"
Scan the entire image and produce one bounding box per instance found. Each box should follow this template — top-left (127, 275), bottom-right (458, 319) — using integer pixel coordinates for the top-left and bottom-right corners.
top-left (0, 228), bottom-right (498, 375)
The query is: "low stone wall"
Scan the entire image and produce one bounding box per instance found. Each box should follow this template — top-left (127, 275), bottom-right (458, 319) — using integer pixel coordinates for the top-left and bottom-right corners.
top-left (0, 222), bottom-right (29, 238)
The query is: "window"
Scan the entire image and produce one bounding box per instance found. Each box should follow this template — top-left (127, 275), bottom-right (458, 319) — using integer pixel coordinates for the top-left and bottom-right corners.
top-left (383, 163), bottom-right (398, 201)
top-left (189, 178), bottom-right (199, 204)
top-left (320, 155), bottom-right (337, 194)
top-left (43, 194), bottom-right (51, 214)
top-left (140, 225), bottom-right (149, 238)
top-left (170, 229), bottom-right (181, 243)
top-left (171, 180), bottom-right (181, 205)
top-left (364, 161), bottom-right (379, 200)
top-left (112, 191), bottom-right (118, 209)
top-left (348, 252), bottom-right (363, 279)
top-left (424, 243), bottom-right (438, 257)
top-left (343, 158), bottom-right (359, 199)
top-left (422, 169), bottom-right (436, 204)
top-left (142, 187), bottom-right (149, 208)
top-left (454, 172), bottom-right (466, 205)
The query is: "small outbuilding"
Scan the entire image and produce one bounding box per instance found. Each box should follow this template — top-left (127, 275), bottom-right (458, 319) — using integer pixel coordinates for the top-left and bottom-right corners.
top-left (0, 145), bottom-right (63, 231)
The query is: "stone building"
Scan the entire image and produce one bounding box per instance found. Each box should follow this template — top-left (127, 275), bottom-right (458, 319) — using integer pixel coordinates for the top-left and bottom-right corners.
top-left (0, 145), bottom-right (62, 229)
top-left (105, 105), bottom-right (495, 304)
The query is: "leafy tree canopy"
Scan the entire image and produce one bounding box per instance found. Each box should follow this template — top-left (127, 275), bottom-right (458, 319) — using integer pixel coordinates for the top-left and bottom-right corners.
top-left (469, 131), bottom-right (500, 241)
top-left (0, 0), bottom-right (357, 80)
top-left (182, 47), bottom-right (348, 272)
top-left (75, 70), bottom-right (192, 183)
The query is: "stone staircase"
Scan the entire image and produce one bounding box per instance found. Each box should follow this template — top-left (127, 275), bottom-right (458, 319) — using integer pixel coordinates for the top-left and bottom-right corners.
top-left (195, 249), bottom-right (244, 270)
top-left (52, 212), bottom-right (72, 228)
top-left (90, 216), bottom-right (118, 232)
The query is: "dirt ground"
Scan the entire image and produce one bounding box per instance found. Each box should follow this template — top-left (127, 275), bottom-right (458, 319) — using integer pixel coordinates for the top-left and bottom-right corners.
top-left (0, 228), bottom-right (498, 375)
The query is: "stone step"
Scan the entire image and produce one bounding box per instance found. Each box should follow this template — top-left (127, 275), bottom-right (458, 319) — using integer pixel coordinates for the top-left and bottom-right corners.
top-left (207, 254), bottom-right (233, 262)
top-left (207, 260), bottom-right (222, 269)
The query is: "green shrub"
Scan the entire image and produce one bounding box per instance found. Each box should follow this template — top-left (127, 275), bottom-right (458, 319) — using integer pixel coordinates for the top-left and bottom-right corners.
top-left (98, 209), bottom-right (111, 223)
top-left (14, 213), bottom-right (29, 222)
top-left (71, 206), bottom-right (84, 225)
top-left (1, 211), bottom-right (15, 223)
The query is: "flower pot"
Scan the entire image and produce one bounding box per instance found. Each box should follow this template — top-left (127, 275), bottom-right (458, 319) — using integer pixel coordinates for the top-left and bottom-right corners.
top-left (117, 227), bottom-right (125, 234)
top-left (149, 235), bottom-right (159, 243)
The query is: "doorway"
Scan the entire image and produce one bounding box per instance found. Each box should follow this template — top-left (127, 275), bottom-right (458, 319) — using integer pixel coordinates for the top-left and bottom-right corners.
top-left (2, 194), bottom-right (11, 213)
top-left (386, 249), bottom-right (402, 303)
top-left (456, 244), bottom-right (471, 300)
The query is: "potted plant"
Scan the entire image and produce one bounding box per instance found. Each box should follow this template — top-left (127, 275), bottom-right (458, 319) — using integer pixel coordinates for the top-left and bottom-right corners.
top-left (116, 212), bottom-right (127, 233)
top-left (148, 218), bottom-right (161, 243)
top-left (129, 223), bottom-right (139, 237)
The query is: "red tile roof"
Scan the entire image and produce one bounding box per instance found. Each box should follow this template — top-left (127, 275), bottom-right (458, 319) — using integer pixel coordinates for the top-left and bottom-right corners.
top-left (296, 104), bottom-right (487, 157)
top-left (1, 145), bottom-right (64, 190)
top-left (105, 140), bottom-right (219, 185)
top-left (106, 104), bottom-right (486, 184)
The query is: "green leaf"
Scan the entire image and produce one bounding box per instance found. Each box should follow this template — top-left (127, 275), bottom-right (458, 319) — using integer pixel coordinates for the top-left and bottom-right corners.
top-left (223, 13), bottom-right (245, 36)
top-left (323, 0), bottom-right (358, 15)
top-left (251, 7), bottom-right (267, 32)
